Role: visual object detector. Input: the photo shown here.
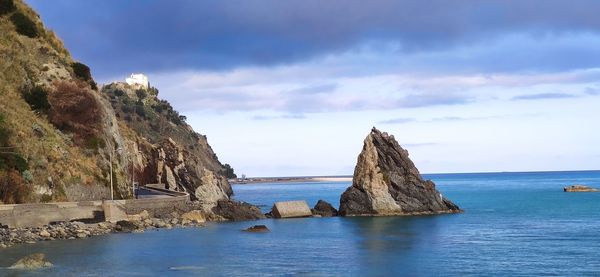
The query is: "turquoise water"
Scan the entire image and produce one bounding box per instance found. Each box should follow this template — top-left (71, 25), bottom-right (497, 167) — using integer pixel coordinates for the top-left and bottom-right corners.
top-left (1, 170), bottom-right (600, 276)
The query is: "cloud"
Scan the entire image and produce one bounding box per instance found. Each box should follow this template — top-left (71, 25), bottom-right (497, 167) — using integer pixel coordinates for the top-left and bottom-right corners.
top-left (511, 92), bottom-right (577, 101)
top-left (252, 114), bottom-right (306, 120)
top-left (27, 0), bottom-right (600, 79)
top-left (285, 83), bottom-right (338, 95)
top-left (585, 87), bottom-right (600, 95)
top-left (378, 118), bottom-right (417, 124)
top-left (396, 93), bottom-right (473, 108)
top-left (378, 115), bottom-right (517, 124)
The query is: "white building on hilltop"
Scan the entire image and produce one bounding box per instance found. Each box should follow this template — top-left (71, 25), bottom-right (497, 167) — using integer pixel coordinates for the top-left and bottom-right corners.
top-left (125, 73), bottom-right (149, 89)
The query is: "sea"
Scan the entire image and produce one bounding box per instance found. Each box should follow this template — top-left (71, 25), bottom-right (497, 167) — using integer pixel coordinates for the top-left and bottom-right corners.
top-left (1, 170), bottom-right (599, 276)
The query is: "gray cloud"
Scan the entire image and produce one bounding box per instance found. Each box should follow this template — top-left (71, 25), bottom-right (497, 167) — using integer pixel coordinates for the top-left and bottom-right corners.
top-left (511, 92), bottom-right (577, 101)
top-left (27, 0), bottom-right (600, 79)
top-left (585, 87), bottom-right (600, 95)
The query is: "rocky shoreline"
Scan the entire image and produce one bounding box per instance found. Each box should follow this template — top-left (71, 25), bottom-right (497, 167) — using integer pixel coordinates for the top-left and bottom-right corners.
top-left (0, 210), bottom-right (208, 249)
top-left (0, 198), bottom-right (266, 249)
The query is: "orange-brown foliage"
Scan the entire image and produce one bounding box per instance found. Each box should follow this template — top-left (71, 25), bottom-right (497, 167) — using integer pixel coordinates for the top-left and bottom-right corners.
top-left (0, 169), bottom-right (30, 204)
top-left (48, 81), bottom-right (104, 146)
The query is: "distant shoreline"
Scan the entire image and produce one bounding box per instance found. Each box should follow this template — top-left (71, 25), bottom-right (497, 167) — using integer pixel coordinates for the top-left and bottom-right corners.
top-left (230, 176), bottom-right (353, 184)
top-left (230, 170), bottom-right (600, 185)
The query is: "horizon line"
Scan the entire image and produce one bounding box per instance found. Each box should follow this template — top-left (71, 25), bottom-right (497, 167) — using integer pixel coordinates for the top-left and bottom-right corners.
top-left (242, 169), bottom-right (600, 179)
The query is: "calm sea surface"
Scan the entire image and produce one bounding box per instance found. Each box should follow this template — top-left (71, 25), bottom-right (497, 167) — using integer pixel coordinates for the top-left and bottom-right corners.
top-left (1, 171), bottom-right (600, 276)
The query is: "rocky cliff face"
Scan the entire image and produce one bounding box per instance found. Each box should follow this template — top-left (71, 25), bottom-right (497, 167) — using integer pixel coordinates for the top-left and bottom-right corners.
top-left (102, 82), bottom-right (232, 207)
top-left (0, 0), bottom-right (233, 208)
top-left (339, 128), bottom-right (461, 216)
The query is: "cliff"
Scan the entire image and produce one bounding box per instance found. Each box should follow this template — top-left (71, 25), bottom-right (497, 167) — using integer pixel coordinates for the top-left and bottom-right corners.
top-left (339, 127), bottom-right (461, 216)
top-left (0, 0), bottom-right (233, 209)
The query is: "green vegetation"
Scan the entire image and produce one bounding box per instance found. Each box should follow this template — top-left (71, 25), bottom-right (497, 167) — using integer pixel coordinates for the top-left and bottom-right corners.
top-left (22, 86), bottom-right (50, 113)
top-left (10, 11), bottom-right (38, 38)
top-left (72, 62), bottom-right (98, 90)
top-left (72, 62), bottom-right (92, 81)
top-left (221, 163), bottom-right (237, 179)
top-left (84, 136), bottom-right (106, 152)
top-left (0, 113), bottom-right (30, 203)
top-left (151, 99), bottom-right (186, 125)
top-left (0, 0), bottom-right (15, 16)
top-left (135, 89), bottom-right (147, 100)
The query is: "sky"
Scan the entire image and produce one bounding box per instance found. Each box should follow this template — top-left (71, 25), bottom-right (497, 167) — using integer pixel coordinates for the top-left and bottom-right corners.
top-left (27, 0), bottom-right (600, 177)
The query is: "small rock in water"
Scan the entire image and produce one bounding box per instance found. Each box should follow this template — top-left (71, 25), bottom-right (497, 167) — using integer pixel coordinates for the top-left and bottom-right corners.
top-left (564, 185), bottom-right (599, 192)
top-left (9, 253), bottom-right (53, 269)
top-left (311, 200), bottom-right (339, 217)
top-left (244, 225), bottom-right (270, 233)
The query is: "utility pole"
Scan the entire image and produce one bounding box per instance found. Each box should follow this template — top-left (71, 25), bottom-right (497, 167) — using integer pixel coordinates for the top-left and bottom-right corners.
top-left (109, 147), bottom-right (122, 200)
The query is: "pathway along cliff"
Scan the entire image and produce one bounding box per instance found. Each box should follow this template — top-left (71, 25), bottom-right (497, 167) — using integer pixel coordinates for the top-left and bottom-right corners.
top-left (339, 128), bottom-right (461, 216)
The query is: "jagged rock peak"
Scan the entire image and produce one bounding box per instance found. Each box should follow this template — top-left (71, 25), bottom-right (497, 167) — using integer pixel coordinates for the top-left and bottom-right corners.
top-left (339, 127), bottom-right (461, 216)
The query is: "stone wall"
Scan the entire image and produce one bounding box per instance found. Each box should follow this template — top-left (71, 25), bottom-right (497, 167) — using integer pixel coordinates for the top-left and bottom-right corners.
top-left (0, 188), bottom-right (189, 228)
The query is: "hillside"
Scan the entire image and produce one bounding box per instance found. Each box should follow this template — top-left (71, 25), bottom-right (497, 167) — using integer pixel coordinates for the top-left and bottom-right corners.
top-left (0, 0), bottom-right (233, 208)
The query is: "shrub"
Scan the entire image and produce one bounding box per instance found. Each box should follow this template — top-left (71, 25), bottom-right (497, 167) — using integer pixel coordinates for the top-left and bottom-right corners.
top-left (22, 86), bottom-right (50, 113)
top-left (0, 169), bottom-right (30, 204)
top-left (84, 136), bottom-right (106, 150)
top-left (221, 163), bottom-right (237, 179)
top-left (10, 12), bottom-right (38, 38)
top-left (135, 89), bottom-right (147, 100)
top-left (114, 89), bottom-right (125, 97)
top-left (48, 81), bottom-right (103, 146)
top-left (0, 0), bottom-right (15, 16)
top-left (0, 114), bottom-right (9, 146)
top-left (72, 62), bottom-right (92, 81)
top-left (134, 102), bottom-right (146, 118)
top-left (21, 169), bottom-right (33, 183)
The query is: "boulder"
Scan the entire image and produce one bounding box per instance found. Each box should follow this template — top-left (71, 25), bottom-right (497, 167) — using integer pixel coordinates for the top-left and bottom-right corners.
top-left (271, 200), bottom-right (312, 218)
top-left (9, 253), bottom-right (53, 269)
top-left (211, 199), bottom-right (266, 221)
top-left (564, 185), bottom-right (599, 192)
top-left (115, 220), bottom-right (138, 233)
top-left (127, 210), bottom-right (150, 221)
top-left (311, 200), bottom-right (338, 217)
top-left (244, 225), bottom-right (270, 232)
top-left (180, 210), bottom-right (206, 224)
top-left (339, 128), bottom-right (461, 216)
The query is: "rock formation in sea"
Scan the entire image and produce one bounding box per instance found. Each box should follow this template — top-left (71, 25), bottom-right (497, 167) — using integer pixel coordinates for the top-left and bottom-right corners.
top-left (312, 200), bottom-right (338, 217)
top-left (563, 185), bottom-right (599, 192)
top-left (339, 127), bottom-right (461, 216)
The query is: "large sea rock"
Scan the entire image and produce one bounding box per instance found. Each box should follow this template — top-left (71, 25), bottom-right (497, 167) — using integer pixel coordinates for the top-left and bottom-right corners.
top-left (339, 128), bottom-right (461, 216)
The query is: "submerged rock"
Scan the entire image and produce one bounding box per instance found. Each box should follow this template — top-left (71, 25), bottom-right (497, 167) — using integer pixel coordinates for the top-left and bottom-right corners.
top-left (9, 253), bottom-right (53, 269)
top-left (311, 200), bottom-right (338, 217)
top-left (564, 185), bottom-right (599, 192)
top-left (339, 127), bottom-right (461, 216)
top-left (244, 225), bottom-right (270, 233)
